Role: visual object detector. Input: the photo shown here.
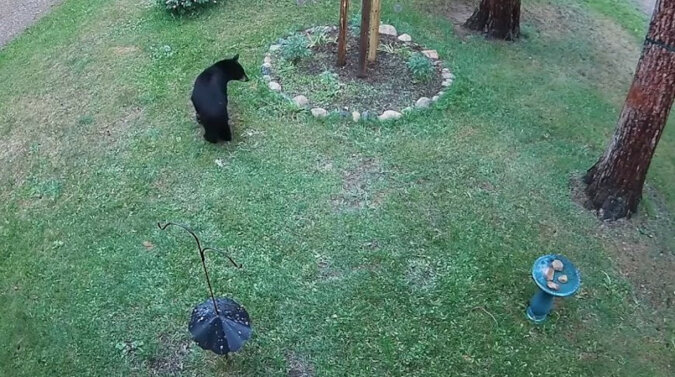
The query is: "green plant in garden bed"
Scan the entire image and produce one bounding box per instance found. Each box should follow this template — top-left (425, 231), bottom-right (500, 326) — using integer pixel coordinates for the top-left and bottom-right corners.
top-left (407, 52), bottom-right (434, 82)
top-left (307, 30), bottom-right (335, 48)
top-left (378, 42), bottom-right (397, 54)
top-left (157, 0), bottom-right (217, 13)
top-left (281, 34), bottom-right (311, 64)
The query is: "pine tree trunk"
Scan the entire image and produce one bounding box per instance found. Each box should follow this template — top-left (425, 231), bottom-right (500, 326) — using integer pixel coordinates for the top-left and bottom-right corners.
top-left (465, 0), bottom-right (520, 40)
top-left (583, 0), bottom-right (675, 220)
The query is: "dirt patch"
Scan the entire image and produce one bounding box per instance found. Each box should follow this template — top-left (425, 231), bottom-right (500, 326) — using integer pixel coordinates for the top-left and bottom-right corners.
top-left (570, 176), bottom-right (675, 310)
top-left (431, 0), bottom-right (641, 94)
top-left (524, 2), bottom-right (640, 94)
top-left (95, 106), bottom-right (143, 142)
top-left (569, 175), bottom-right (590, 210)
top-left (276, 29), bottom-right (444, 113)
top-left (148, 334), bottom-right (192, 376)
top-left (331, 157), bottom-right (387, 212)
top-left (285, 351), bottom-right (315, 377)
top-left (406, 258), bottom-right (437, 292)
top-left (423, 0), bottom-right (476, 37)
top-left (110, 45), bottom-right (140, 55)
top-left (316, 255), bottom-right (342, 281)
top-left (595, 187), bottom-right (675, 311)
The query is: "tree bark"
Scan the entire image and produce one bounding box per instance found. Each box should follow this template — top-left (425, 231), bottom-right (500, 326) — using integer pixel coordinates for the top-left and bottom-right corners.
top-left (465, 0), bottom-right (521, 40)
top-left (337, 0), bottom-right (349, 66)
top-left (583, 0), bottom-right (675, 220)
top-left (367, 0), bottom-right (381, 63)
top-left (358, 0), bottom-right (372, 78)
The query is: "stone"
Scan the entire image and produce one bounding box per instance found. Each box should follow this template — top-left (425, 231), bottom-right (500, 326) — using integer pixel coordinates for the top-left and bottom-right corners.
top-left (545, 267), bottom-right (554, 281)
top-left (547, 281), bottom-right (560, 290)
top-left (352, 111), bottom-right (361, 122)
top-left (261, 64), bottom-right (272, 75)
top-left (397, 33), bottom-right (412, 42)
top-left (262, 75), bottom-right (272, 82)
top-left (552, 259), bottom-right (564, 271)
top-left (558, 274), bottom-right (568, 284)
top-left (268, 81), bottom-right (281, 92)
top-left (437, 91), bottom-right (445, 97)
top-left (415, 97), bottom-right (432, 108)
top-left (361, 111), bottom-right (371, 120)
top-left (269, 44), bottom-right (281, 52)
top-left (378, 110), bottom-right (403, 121)
top-left (432, 95), bottom-right (440, 102)
top-left (379, 24), bottom-right (397, 36)
top-left (442, 71), bottom-right (453, 80)
top-left (293, 95), bottom-right (309, 108)
top-left (441, 80), bottom-right (452, 87)
top-left (311, 107), bottom-right (328, 118)
top-left (422, 49), bottom-right (439, 59)
top-left (264, 56), bottom-right (272, 65)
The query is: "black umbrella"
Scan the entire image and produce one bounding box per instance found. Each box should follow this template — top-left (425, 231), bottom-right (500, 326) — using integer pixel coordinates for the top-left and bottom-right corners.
top-left (158, 222), bottom-right (252, 355)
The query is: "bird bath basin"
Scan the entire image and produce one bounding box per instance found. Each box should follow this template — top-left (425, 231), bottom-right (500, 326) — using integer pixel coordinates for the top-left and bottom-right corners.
top-left (526, 254), bottom-right (581, 324)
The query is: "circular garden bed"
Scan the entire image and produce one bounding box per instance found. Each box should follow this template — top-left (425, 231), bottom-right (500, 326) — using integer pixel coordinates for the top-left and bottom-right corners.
top-left (262, 24), bottom-right (454, 121)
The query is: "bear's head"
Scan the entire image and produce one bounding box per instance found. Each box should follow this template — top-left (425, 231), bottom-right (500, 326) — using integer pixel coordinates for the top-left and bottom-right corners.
top-left (218, 54), bottom-right (249, 82)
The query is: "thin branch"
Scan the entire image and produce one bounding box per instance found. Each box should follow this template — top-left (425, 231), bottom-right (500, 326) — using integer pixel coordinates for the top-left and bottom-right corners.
top-left (472, 306), bottom-right (498, 326)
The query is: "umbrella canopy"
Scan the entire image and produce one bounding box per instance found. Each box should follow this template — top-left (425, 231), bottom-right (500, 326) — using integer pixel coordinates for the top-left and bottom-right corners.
top-left (189, 297), bottom-right (252, 355)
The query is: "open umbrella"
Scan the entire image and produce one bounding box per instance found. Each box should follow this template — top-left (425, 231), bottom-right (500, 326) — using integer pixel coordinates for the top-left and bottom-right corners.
top-left (158, 222), bottom-right (252, 355)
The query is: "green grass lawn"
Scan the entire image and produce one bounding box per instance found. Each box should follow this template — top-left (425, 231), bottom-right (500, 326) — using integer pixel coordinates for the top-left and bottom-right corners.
top-left (1, 0), bottom-right (673, 376)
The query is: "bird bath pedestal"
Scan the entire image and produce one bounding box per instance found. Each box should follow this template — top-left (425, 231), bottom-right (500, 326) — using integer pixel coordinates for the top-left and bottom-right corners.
top-left (526, 254), bottom-right (581, 324)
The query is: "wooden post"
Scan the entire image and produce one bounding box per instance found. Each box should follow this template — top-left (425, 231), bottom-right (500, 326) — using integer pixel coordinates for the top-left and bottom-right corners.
top-left (337, 0), bottom-right (349, 66)
top-left (367, 0), bottom-right (381, 62)
top-left (358, 0), bottom-right (372, 78)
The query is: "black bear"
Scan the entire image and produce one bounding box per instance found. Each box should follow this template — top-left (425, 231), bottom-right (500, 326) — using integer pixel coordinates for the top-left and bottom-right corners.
top-left (191, 55), bottom-right (249, 143)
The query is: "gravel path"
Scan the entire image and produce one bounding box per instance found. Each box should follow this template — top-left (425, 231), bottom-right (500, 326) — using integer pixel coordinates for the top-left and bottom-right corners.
top-left (0, 0), bottom-right (64, 48)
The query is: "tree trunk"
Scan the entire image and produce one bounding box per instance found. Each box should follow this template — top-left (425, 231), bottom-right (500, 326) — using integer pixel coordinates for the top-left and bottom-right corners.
top-left (583, 0), bottom-right (675, 220)
top-left (358, 0), bottom-right (372, 78)
top-left (465, 0), bottom-right (521, 40)
top-left (367, 0), bottom-right (381, 63)
top-left (337, 0), bottom-right (349, 66)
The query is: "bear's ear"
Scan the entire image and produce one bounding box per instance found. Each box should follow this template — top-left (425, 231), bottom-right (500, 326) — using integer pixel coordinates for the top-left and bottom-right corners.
top-left (232, 54), bottom-right (239, 61)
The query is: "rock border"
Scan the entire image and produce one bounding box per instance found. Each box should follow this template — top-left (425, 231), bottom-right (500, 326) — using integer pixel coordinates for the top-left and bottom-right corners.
top-left (262, 24), bottom-right (455, 121)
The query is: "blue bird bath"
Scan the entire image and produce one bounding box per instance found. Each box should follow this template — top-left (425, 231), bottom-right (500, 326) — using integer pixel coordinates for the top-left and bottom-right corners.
top-left (526, 254), bottom-right (581, 323)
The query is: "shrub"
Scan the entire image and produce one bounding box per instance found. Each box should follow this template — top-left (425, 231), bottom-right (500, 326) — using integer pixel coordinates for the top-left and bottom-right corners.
top-left (407, 53), bottom-right (434, 82)
top-left (158, 0), bottom-right (216, 13)
top-left (281, 35), bottom-right (311, 64)
top-left (307, 30), bottom-right (332, 48)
